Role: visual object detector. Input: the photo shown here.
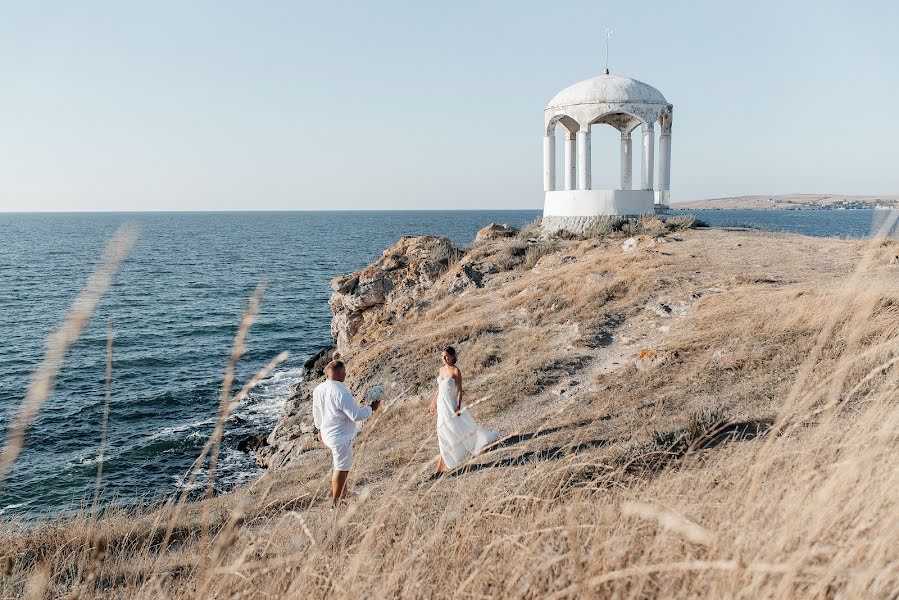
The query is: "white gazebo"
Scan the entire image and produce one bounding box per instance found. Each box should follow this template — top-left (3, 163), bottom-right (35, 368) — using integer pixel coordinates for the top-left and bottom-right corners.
top-left (542, 72), bottom-right (673, 233)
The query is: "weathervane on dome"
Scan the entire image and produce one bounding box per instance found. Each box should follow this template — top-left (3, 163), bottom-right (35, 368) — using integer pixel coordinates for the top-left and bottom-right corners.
top-left (603, 28), bottom-right (614, 75)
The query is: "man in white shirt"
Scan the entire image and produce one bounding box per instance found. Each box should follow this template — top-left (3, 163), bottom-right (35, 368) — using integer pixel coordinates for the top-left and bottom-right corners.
top-left (312, 360), bottom-right (380, 506)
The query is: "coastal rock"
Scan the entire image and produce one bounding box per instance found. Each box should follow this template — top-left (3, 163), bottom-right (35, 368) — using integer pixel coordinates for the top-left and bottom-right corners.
top-left (331, 274), bottom-right (359, 295)
top-left (258, 390), bottom-right (318, 469)
top-left (237, 433), bottom-right (268, 454)
top-left (476, 223), bottom-right (519, 242)
top-left (622, 238), bottom-right (638, 252)
top-left (302, 346), bottom-right (335, 380)
top-left (448, 264), bottom-right (485, 294)
top-left (330, 311), bottom-right (365, 351)
top-left (329, 235), bottom-right (461, 352)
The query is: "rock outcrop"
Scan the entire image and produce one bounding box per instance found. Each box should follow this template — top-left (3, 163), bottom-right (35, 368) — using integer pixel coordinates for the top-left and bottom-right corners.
top-left (329, 235), bottom-right (461, 352)
top-left (475, 223), bottom-right (519, 242)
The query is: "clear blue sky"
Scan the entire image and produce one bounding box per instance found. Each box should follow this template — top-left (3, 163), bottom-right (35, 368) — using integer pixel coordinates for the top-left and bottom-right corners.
top-left (1, 0), bottom-right (897, 211)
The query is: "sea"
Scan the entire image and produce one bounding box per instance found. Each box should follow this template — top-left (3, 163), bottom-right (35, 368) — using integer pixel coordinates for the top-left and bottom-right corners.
top-left (0, 208), bottom-right (891, 519)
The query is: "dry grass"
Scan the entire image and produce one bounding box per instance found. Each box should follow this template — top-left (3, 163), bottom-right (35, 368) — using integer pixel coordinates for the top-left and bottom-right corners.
top-left (571, 214), bottom-right (700, 240)
top-left (522, 240), bottom-right (557, 270)
top-left (518, 217), bottom-right (543, 240)
top-left (2, 225), bottom-right (898, 598)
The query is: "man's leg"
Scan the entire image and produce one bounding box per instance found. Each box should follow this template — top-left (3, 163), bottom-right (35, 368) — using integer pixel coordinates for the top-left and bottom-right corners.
top-left (330, 442), bottom-right (353, 506)
top-left (332, 470), bottom-right (349, 506)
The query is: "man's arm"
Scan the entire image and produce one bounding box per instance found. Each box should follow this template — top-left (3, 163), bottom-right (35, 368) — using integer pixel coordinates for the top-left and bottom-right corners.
top-left (312, 389), bottom-right (322, 430)
top-left (311, 388), bottom-right (324, 443)
top-left (339, 388), bottom-right (373, 422)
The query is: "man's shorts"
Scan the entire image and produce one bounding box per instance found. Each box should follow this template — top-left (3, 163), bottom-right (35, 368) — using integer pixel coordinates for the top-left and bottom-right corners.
top-left (329, 441), bottom-right (353, 471)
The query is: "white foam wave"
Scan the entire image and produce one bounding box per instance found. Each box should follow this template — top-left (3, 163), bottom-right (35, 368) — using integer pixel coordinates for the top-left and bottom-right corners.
top-left (69, 449), bottom-right (124, 468)
top-left (170, 365), bottom-right (302, 492)
top-left (232, 366), bottom-right (301, 427)
top-left (148, 417), bottom-right (216, 442)
top-left (172, 448), bottom-right (259, 491)
top-left (0, 502), bottom-right (30, 516)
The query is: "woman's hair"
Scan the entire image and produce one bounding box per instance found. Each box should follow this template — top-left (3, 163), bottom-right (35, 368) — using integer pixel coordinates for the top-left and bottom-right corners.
top-left (443, 346), bottom-right (457, 365)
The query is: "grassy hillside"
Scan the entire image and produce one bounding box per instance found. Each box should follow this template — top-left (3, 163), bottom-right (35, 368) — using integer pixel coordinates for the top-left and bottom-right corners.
top-left (2, 218), bottom-right (899, 598)
top-left (675, 194), bottom-right (899, 210)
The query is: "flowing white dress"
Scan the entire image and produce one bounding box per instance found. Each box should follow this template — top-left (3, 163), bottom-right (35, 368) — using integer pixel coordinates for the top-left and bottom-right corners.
top-left (436, 376), bottom-right (499, 469)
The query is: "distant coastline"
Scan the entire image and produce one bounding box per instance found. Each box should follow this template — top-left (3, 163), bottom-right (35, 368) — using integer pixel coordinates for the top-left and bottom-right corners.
top-left (674, 194), bottom-right (899, 211)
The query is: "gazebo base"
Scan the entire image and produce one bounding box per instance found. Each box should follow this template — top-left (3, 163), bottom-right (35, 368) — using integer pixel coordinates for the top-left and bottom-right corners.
top-left (542, 190), bottom-right (660, 234)
top-left (544, 189), bottom-right (655, 217)
top-left (541, 215), bottom-right (634, 235)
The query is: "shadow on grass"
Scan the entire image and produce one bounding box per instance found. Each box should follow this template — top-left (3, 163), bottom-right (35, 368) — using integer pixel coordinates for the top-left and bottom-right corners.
top-left (697, 419), bottom-right (773, 450)
top-left (452, 437), bottom-right (610, 477)
top-left (486, 418), bottom-right (597, 451)
top-left (452, 418), bottom-right (773, 479)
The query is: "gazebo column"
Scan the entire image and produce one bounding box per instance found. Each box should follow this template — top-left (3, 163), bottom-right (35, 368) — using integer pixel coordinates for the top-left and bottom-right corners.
top-left (640, 122), bottom-right (655, 191)
top-left (619, 131), bottom-right (632, 190)
top-left (657, 116), bottom-right (672, 205)
top-left (543, 134), bottom-right (556, 192)
top-left (577, 129), bottom-right (591, 190)
top-left (564, 132), bottom-right (576, 190)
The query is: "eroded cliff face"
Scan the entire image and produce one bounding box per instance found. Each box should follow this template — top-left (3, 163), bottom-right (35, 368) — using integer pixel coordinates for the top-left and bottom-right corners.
top-left (328, 235), bottom-right (461, 353)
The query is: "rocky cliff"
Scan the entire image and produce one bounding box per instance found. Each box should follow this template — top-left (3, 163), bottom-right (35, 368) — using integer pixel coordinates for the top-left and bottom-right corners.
top-left (328, 235), bottom-right (460, 353)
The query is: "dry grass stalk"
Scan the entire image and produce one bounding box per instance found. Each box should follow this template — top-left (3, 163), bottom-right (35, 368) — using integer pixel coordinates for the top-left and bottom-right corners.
top-left (72, 321), bottom-right (116, 595)
top-left (206, 282), bottom-right (267, 499)
top-left (621, 501), bottom-right (715, 546)
top-left (92, 320), bottom-right (115, 512)
top-left (151, 283), bottom-right (287, 560)
top-left (0, 225), bottom-right (136, 487)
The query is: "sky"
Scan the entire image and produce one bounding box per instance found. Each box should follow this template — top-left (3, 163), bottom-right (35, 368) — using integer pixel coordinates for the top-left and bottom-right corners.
top-left (0, 0), bottom-right (897, 212)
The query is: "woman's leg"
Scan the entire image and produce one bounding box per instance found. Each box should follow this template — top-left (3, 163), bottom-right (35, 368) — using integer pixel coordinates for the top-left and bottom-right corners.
top-left (435, 456), bottom-right (446, 473)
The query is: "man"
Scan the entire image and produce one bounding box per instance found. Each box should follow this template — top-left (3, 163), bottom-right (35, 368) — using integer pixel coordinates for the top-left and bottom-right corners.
top-left (312, 360), bottom-right (380, 507)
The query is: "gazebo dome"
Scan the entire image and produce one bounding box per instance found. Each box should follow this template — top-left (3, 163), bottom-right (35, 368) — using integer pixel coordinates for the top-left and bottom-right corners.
top-left (546, 74), bottom-right (667, 110)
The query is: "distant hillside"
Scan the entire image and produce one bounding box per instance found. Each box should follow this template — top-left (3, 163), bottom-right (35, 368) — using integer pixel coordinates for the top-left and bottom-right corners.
top-left (676, 194), bottom-right (899, 210)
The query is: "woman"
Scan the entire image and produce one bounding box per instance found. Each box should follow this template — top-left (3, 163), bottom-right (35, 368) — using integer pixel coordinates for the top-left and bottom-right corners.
top-left (429, 346), bottom-right (499, 475)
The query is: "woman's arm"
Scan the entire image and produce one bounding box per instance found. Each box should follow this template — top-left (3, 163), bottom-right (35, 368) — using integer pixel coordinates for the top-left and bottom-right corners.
top-left (454, 368), bottom-right (463, 414)
top-left (429, 386), bottom-right (438, 415)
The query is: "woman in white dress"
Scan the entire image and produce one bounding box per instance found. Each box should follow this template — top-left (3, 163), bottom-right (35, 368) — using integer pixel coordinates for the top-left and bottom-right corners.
top-left (428, 347), bottom-right (499, 476)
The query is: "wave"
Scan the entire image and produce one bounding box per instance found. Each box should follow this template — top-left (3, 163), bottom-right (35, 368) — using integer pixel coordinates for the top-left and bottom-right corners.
top-left (232, 366), bottom-right (301, 425)
top-left (146, 417), bottom-right (217, 442)
top-left (172, 448), bottom-right (261, 492)
top-left (0, 502), bottom-right (30, 516)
